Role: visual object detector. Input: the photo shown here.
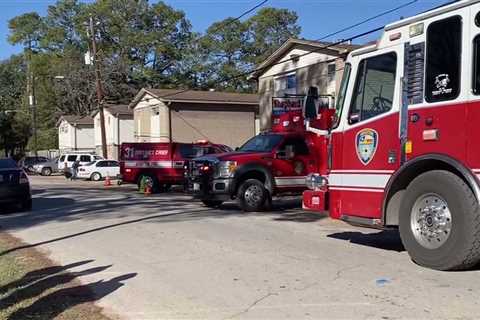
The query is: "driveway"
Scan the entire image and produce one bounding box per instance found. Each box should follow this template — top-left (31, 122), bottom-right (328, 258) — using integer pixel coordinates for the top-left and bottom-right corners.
top-left (0, 176), bottom-right (479, 319)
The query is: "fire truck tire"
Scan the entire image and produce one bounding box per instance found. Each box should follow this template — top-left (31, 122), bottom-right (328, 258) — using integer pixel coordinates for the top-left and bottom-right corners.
top-left (202, 200), bottom-right (223, 208)
top-left (137, 174), bottom-right (159, 193)
top-left (237, 179), bottom-right (267, 212)
top-left (399, 170), bottom-right (480, 271)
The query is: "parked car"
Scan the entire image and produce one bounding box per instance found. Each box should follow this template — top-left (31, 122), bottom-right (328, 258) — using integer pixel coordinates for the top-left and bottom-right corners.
top-left (0, 158), bottom-right (31, 211)
top-left (20, 156), bottom-right (49, 173)
top-left (32, 157), bottom-right (59, 176)
top-left (77, 160), bottom-right (120, 181)
top-left (58, 153), bottom-right (103, 171)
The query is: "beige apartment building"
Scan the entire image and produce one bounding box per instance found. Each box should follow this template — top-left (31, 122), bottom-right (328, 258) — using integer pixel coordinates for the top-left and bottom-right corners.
top-left (129, 89), bottom-right (259, 149)
top-left (252, 38), bottom-right (359, 131)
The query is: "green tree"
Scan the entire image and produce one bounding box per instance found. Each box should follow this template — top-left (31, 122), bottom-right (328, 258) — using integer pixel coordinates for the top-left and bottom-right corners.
top-left (245, 7), bottom-right (301, 66)
top-left (0, 56), bottom-right (31, 157)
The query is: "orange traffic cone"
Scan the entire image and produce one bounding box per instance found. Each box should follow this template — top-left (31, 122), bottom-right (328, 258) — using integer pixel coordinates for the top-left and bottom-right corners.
top-left (104, 175), bottom-right (112, 187)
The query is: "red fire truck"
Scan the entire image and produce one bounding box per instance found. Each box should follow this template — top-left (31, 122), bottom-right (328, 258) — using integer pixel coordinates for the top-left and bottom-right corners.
top-left (302, 0), bottom-right (480, 270)
top-left (119, 141), bottom-right (231, 192)
top-left (186, 95), bottom-right (333, 211)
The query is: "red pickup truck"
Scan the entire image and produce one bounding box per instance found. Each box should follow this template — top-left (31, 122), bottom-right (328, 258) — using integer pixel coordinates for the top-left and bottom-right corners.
top-left (185, 95), bottom-right (332, 211)
top-left (119, 141), bottom-right (231, 192)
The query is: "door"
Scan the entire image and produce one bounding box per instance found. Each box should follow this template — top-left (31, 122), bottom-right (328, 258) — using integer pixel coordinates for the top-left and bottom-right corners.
top-left (272, 136), bottom-right (311, 191)
top-left (65, 154), bottom-right (78, 168)
top-left (332, 48), bottom-right (402, 218)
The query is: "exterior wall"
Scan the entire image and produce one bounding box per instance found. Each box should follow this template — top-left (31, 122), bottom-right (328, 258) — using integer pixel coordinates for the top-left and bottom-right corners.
top-left (133, 94), bottom-right (170, 142)
top-left (58, 120), bottom-right (74, 151)
top-left (75, 125), bottom-right (95, 150)
top-left (171, 107), bottom-right (255, 149)
top-left (94, 110), bottom-right (134, 159)
top-left (257, 46), bottom-right (344, 131)
top-left (58, 120), bottom-right (94, 152)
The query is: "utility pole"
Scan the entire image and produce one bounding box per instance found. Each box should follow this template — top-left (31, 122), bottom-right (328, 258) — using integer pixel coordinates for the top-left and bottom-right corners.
top-left (89, 16), bottom-right (107, 159)
top-left (27, 40), bottom-right (38, 157)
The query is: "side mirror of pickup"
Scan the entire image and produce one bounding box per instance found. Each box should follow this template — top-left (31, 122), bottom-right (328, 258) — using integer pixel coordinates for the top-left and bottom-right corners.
top-left (235, 147), bottom-right (240, 151)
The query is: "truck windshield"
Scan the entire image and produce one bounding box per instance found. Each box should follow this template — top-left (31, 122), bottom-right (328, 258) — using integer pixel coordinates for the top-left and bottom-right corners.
top-left (238, 134), bottom-right (283, 152)
top-left (334, 63), bottom-right (351, 127)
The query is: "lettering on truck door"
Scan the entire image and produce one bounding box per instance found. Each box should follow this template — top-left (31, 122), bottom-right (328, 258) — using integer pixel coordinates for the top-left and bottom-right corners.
top-left (330, 46), bottom-right (403, 219)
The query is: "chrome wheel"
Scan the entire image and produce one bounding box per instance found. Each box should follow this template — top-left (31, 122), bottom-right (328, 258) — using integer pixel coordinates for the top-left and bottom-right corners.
top-left (410, 193), bottom-right (452, 249)
top-left (244, 184), bottom-right (263, 207)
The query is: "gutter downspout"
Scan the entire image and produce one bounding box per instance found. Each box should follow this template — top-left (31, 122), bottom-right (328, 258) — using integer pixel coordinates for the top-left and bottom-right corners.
top-left (117, 113), bottom-right (121, 160)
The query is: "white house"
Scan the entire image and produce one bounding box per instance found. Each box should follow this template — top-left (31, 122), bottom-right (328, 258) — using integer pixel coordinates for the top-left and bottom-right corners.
top-left (251, 38), bottom-right (360, 131)
top-left (93, 104), bottom-right (134, 160)
top-left (129, 88), bottom-right (259, 149)
top-left (57, 115), bottom-right (95, 153)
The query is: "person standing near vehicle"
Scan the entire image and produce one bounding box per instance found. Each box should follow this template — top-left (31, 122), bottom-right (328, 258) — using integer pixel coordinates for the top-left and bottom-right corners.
top-left (71, 160), bottom-right (80, 181)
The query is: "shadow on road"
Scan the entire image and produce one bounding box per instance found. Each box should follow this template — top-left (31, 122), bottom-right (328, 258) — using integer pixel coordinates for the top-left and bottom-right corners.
top-left (0, 258), bottom-right (136, 320)
top-left (327, 230), bottom-right (405, 252)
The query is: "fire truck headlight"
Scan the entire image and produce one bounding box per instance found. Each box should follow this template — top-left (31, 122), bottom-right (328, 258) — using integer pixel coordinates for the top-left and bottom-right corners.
top-left (306, 173), bottom-right (328, 191)
top-left (217, 161), bottom-right (237, 178)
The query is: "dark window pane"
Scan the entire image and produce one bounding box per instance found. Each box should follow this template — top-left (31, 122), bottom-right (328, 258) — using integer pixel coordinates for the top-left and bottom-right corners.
top-left (80, 155), bottom-right (90, 162)
top-left (67, 155), bottom-right (77, 162)
top-left (60, 155), bottom-right (65, 162)
top-left (425, 16), bottom-right (461, 102)
top-left (0, 159), bottom-right (16, 168)
top-left (473, 35), bottom-right (480, 94)
top-left (350, 52), bottom-right (397, 122)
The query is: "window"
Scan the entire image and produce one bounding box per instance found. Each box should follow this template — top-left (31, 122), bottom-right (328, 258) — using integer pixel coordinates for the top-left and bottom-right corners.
top-left (473, 35), bottom-right (480, 94)
top-left (79, 155), bottom-right (91, 162)
top-left (279, 137), bottom-right (310, 156)
top-left (179, 145), bottom-right (211, 159)
top-left (0, 159), bottom-right (16, 168)
top-left (274, 73), bottom-right (297, 96)
top-left (426, 16), bottom-right (462, 102)
top-left (349, 52), bottom-right (397, 123)
top-left (67, 155), bottom-right (77, 162)
top-left (96, 161), bottom-right (107, 167)
top-left (328, 63), bottom-right (336, 82)
top-left (110, 161), bottom-right (119, 167)
top-left (59, 155), bottom-right (65, 162)
top-left (335, 63), bottom-right (351, 126)
top-left (94, 156), bottom-right (102, 160)
top-left (238, 134), bottom-right (284, 153)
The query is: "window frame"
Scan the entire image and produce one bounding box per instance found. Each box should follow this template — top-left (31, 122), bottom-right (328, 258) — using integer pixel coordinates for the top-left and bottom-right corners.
top-left (473, 34), bottom-right (480, 95)
top-left (348, 51), bottom-right (398, 124)
top-left (425, 15), bottom-right (463, 103)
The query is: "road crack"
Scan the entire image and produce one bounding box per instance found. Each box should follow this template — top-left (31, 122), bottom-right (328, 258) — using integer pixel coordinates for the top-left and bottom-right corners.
top-left (225, 292), bottom-right (278, 319)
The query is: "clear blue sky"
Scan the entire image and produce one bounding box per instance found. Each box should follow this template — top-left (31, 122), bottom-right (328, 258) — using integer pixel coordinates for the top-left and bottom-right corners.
top-left (0, 0), bottom-right (448, 60)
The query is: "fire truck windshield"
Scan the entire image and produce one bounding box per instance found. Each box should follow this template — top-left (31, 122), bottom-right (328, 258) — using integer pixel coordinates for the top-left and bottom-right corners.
top-left (238, 134), bottom-right (283, 153)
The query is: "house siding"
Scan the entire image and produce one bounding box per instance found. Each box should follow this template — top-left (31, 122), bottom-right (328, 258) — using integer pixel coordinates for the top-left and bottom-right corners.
top-left (257, 46), bottom-right (345, 131)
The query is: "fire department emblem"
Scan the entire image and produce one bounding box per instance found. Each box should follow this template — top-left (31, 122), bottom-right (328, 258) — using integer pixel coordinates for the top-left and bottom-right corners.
top-left (355, 128), bottom-right (378, 165)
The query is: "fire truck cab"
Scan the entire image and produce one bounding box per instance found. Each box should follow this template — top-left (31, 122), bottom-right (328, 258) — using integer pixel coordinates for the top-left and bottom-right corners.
top-left (303, 0), bottom-right (480, 270)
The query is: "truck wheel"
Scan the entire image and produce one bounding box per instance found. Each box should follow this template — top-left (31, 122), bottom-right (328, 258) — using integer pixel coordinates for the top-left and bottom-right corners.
top-left (202, 200), bottom-right (223, 208)
top-left (41, 167), bottom-right (52, 176)
top-left (399, 170), bottom-right (480, 270)
top-left (237, 179), bottom-right (267, 212)
top-left (137, 174), bottom-right (158, 193)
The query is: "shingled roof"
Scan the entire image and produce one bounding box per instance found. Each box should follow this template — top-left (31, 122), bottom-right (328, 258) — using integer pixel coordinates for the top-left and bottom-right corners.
top-left (129, 88), bottom-right (259, 109)
top-left (251, 38), bottom-right (362, 78)
top-left (91, 104), bottom-right (132, 117)
top-left (57, 115), bottom-right (94, 126)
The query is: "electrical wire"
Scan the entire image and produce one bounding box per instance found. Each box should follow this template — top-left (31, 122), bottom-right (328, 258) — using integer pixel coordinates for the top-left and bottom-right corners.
top-left (142, 0), bottom-right (422, 102)
top-left (316, 0), bottom-right (419, 41)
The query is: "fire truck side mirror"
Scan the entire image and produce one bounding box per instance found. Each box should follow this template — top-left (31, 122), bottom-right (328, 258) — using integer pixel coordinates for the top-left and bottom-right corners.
top-left (309, 108), bottom-right (336, 131)
top-left (348, 113), bottom-right (360, 125)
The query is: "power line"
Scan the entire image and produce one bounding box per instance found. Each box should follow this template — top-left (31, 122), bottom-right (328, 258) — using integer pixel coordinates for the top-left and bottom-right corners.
top-left (149, 0), bottom-right (420, 102)
top-left (316, 0), bottom-right (419, 41)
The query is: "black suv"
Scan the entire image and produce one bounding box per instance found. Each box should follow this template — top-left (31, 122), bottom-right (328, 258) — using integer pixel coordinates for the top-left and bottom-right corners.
top-left (0, 158), bottom-right (32, 211)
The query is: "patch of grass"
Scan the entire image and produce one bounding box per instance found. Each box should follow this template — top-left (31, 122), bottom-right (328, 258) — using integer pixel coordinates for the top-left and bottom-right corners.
top-left (0, 232), bottom-right (112, 320)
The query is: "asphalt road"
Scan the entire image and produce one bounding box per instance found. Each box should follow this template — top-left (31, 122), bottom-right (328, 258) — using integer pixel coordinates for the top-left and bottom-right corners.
top-left (1, 176), bottom-right (479, 319)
